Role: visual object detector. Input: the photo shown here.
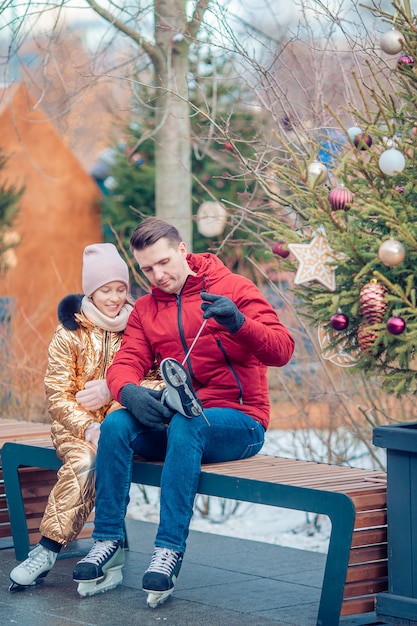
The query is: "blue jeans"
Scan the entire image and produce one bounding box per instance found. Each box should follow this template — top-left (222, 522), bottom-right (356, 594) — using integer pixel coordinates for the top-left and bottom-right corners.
top-left (93, 408), bottom-right (265, 553)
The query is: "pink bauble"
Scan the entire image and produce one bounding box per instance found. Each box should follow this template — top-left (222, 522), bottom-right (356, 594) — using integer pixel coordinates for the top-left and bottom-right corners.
top-left (224, 142), bottom-right (233, 151)
top-left (354, 134), bottom-right (372, 150)
top-left (272, 241), bottom-right (290, 258)
top-left (386, 316), bottom-right (406, 335)
top-left (330, 313), bottom-right (349, 331)
top-left (328, 186), bottom-right (354, 211)
top-left (397, 54), bottom-right (414, 70)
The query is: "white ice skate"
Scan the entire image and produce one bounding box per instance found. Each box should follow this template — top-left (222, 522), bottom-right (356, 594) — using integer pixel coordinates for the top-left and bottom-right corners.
top-left (72, 540), bottom-right (125, 597)
top-left (142, 547), bottom-right (183, 609)
top-left (9, 544), bottom-right (57, 591)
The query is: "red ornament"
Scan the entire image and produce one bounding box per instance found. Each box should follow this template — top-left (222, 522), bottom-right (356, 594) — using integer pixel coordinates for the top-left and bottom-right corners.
top-left (272, 241), bottom-right (290, 258)
top-left (397, 54), bottom-right (414, 70)
top-left (357, 323), bottom-right (377, 353)
top-left (359, 279), bottom-right (388, 324)
top-left (354, 134), bottom-right (373, 150)
top-left (328, 186), bottom-right (354, 211)
top-left (224, 142), bottom-right (233, 152)
top-left (330, 312), bottom-right (349, 331)
top-left (386, 316), bottom-right (406, 335)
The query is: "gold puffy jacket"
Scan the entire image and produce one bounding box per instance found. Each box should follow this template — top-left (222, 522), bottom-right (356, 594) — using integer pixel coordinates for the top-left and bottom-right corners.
top-left (40, 296), bottom-right (164, 546)
top-left (41, 310), bottom-right (125, 545)
top-left (41, 309), bottom-right (162, 546)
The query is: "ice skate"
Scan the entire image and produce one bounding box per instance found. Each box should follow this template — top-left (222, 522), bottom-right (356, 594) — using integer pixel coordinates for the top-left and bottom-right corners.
top-left (142, 547), bottom-right (183, 608)
top-left (160, 358), bottom-right (209, 424)
top-left (9, 544), bottom-right (57, 591)
top-left (72, 539), bottom-right (125, 597)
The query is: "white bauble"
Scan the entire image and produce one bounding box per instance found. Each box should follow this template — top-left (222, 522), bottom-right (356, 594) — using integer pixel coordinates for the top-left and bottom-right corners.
top-left (347, 126), bottom-right (362, 141)
top-left (378, 239), bottom-right (405, 267)
top-left (380, 29), bottom-right (404, 55)
top-left (378, 148), bottom-right (406, 175)
top-left (307, 161), bottom-right (328, 187)
top-left (196, 201), bottom-right (227, 237)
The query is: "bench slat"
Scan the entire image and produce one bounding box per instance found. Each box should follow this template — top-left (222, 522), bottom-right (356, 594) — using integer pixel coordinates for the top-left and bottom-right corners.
top-left (348, 544), bottom-right (387, 565)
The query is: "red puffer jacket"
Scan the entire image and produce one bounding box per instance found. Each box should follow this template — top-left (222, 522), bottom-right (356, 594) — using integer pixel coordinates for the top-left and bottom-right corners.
top-left (107, 253), bottom-right (295, 429)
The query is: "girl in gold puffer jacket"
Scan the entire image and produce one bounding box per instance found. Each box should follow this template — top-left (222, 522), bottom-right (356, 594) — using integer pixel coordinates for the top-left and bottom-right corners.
top-left (9, 243), bottom-right (147, 590)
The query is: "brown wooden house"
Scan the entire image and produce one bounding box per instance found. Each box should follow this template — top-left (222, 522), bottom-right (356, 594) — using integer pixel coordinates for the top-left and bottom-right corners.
top-left (0, 83), bottom-right (103, 416)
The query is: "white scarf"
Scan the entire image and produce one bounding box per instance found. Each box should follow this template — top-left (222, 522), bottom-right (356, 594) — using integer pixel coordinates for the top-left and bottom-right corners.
top-left (81, 296), bottom-right (133, 332)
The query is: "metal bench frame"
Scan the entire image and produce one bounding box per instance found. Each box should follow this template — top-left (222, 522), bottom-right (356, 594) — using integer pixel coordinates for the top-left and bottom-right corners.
top-left (2, 441), bottom-right (379, 626)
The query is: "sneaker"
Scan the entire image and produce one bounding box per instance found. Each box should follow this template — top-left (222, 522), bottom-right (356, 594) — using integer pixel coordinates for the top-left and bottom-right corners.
top-left (9, 544), bottom-right (57, 591)
top-left (142, 547), bottom-right (183, 608)
top-left (72, 540), bottom-right (125, 597)
top-left (160, 358), bottom-right (205, 419)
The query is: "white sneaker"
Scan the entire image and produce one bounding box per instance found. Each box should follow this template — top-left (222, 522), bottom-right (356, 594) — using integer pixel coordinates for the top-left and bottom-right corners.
top-left (9, 544), bottom-right (57, 591)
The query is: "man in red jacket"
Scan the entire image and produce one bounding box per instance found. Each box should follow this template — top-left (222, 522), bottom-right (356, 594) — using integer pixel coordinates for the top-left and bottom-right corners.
top-left (73, 217), bottom-right (295, 607)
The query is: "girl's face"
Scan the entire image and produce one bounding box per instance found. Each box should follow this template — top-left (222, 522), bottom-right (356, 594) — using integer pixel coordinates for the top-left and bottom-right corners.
top-left (90, 281), bottom-right (128, 318)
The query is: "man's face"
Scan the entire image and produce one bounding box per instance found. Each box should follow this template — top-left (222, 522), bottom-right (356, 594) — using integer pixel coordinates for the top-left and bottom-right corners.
top-left (134, 237), bottom-right (192, 294)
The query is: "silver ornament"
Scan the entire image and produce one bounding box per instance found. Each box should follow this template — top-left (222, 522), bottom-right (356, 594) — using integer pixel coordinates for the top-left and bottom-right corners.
top-left (380, 29), bottom-right (403, 55)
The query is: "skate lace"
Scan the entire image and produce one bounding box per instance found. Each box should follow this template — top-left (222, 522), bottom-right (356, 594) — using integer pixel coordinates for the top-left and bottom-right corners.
top-left (147, 548), bottom-right (179, 576)
top-left (78, 541), bottom-right (118, 566)
top-left (21, 547), bottom-right (53, 574)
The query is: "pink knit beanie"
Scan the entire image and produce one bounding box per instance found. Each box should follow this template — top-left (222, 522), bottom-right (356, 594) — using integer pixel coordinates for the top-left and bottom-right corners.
top-left (82, 243), bottom-right (129, 297)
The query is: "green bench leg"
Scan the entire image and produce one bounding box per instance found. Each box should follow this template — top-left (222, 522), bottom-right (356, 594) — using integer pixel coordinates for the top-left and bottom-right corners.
top-left (195, 472), bottom-right (356, 626)
top-left (2, 442), bottom-right (61, 560)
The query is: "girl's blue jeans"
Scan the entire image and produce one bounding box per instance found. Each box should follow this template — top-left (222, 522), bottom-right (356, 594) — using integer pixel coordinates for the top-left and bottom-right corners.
top-left (93, 407), bottom-right (265, 553)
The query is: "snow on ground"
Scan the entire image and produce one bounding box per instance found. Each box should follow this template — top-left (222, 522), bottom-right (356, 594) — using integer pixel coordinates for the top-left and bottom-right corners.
top-left (127, 429), bottom-right (381, 554)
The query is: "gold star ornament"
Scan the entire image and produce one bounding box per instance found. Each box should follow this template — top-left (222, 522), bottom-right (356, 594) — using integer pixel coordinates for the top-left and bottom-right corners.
top-left (288, 231), bottom-right (342, 291)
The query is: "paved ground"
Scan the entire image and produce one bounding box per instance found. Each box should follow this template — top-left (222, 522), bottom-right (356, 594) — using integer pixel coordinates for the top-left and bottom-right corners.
top-left (0, 519), bottom-right (383, 626)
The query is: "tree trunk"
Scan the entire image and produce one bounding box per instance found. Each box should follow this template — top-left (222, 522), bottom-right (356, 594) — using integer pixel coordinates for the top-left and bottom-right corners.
top-left (154, 0), bottom-right (192, 249)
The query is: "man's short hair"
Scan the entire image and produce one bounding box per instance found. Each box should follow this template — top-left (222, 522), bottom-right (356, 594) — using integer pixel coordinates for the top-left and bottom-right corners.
top-left (130, 217), bottom-right (182, 251)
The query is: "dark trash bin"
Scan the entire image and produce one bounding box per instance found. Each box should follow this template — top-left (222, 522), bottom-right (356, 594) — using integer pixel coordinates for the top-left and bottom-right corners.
top-left (373, 422), bottom-right (417, 625)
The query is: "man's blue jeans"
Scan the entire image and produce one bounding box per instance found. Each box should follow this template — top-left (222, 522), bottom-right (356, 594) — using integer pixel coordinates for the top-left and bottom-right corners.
top-left (93, 407), bottom-right (265, 553)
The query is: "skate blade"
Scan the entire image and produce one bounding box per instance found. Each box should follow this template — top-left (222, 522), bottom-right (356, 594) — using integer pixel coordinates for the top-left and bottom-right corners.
top-left (76, 567), bottom-right (123, 597)
top-left (9, 575), bottom-right (46, 592)
top-left (146, 587), bottom-right (174, 608)
top-left (9, 580), bottom-right (37, 592)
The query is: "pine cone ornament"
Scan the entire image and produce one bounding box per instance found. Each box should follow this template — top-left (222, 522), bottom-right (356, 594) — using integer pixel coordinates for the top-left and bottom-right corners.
top-left (357, 323), bottom-right (377, 353)
top-left (360, 279), bottom-right (388, 324)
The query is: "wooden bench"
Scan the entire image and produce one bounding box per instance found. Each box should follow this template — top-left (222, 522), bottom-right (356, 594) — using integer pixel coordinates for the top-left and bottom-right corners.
top-left (0, 422), bottom-right (388, 626)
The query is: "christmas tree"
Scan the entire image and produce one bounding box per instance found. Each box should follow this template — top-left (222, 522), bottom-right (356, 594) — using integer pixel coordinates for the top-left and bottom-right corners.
top-left (256, 0), bottom-right (417, 397)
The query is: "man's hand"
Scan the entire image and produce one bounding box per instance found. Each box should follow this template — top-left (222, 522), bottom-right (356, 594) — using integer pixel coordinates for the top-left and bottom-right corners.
top-left (120, 384), bottom-right (173, 430)
top-left (76, 380), bottom-right (111, 411)
top-left (201, 292), bottom-right (245, 334)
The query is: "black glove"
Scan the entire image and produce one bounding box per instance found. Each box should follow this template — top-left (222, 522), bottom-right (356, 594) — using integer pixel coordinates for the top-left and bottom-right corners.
top-left (120, 384), bottom-right (173, 431)
top-left (201, 292), bottom-right (245, 334)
